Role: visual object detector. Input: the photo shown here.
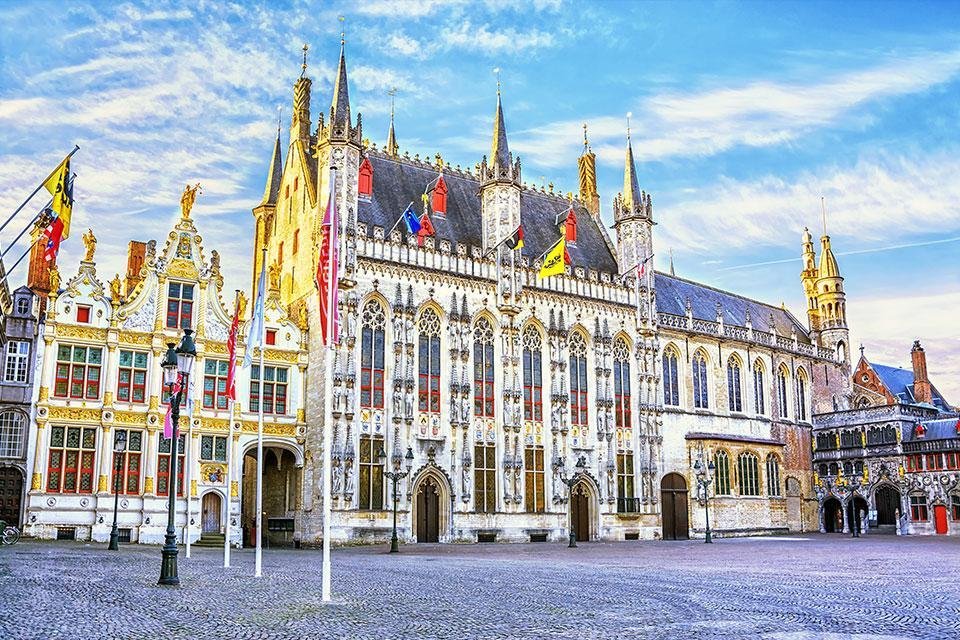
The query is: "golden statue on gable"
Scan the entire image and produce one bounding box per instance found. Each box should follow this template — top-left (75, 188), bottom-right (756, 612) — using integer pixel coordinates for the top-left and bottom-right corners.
top-left (82, 228), bottom-right (97, 262)
top-left (109, 274), bottom-right (123, 301)
top-left (268, 261), bottom-right (281, 291)
top-left (180, 183), bottom-right (202, 219)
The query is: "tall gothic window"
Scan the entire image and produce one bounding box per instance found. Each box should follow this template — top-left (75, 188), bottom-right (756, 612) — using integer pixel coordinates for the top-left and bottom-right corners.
top-left (418, 308), bottom-right (442, 414)
top-left (692, 351), bottom-right (709, 409)
top-left (714, 450), bottom-right (731, 495)
top-left (616, 452), bottom-right (636, 512)
top-left (662, 346), bottom-right (680, 406)
top-left (522, 326), bottom-right (543, 422)
top-left (360, 300), bottom-right (386, 410)
top-left (753, 360), bottom-right (765, 415)
top-left (727, 356), bottom-right (743, 412)
top-left (358, 435), bottom-right (384, 510)
top-left (473, 318), bottom-right (495, 418)
top-left (795, 368), bottom-right (807, 422)
top-left (524, 445), bottom-right (545, 513)
top-left (568, 332), bottom-right (588, 426)
top-left (777, 365), bottom-right (790, 419)
top-left (613, 337), bottom-right (632, 430)
top-left (766, 454), bottom-right (782, 497)
top-left (474, 443), bottom-right (496, 513)
top-left (737, 452), bottom-right (760, 496)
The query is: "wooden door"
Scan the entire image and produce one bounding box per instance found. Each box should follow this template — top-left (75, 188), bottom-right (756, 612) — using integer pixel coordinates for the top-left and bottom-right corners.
top-left (934, 505), bottom-right (948, 535)
top-left (416, 477), bottom-right (439, 543)
top-left (660, 473), bottom-right (689, 541)
top-left (202, 492), bottom-right (221, 534)
top-left (0, 467), bottom-right (23, 526)
top-left (571, 482), bottom-right (590, 542)
top-left (875, 485), bottom-right (900, 526)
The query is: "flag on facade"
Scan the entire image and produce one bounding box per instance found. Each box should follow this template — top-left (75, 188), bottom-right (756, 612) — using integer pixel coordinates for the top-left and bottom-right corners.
top-left (41, 212), bottom-right (64, 263)
top-left (316, 174), bottom-right (340, 346)
top-left (43, 159), bottom-right (74, 238)
top-left (637, 254), bottom-right (653, 279)
top-left (243, 264), bottom-right (266, 368)
top-left (401, 203), bottom-right (421, 235)
top-left (504, 225), bottom-right (524, 251)
top-left (225, 296), bottom-right (242, 401)
top-left (538, 236), bottom-right (566, 279)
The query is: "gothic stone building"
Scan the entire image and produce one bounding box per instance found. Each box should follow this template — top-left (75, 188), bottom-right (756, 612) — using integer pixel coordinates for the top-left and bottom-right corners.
top-left (251, 41), bottom-right (851, 544)
top-left (812, 341), bottom-right (957, 536)
top-left (22, 210), bottom-right (306, 547)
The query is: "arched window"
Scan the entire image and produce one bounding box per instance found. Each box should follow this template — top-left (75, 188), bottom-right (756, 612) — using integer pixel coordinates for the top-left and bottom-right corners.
top-left (837, 341), bottom-right (846, 362)
top-left (766, 454), bottom-right (781, 497)
top-left (15, 296), bottom-right (30, 315)
top-left (714, 450), bottom-right (731, 495)
top-left (753, 360), bottom-right (765, 415)
top-left (737, 452), bottom-right (760, 496)
top-left (828, 462), bottom-right (838, 476)
top-left (843, 461), bottom-right (853, 476)
top-left (522, 326), bottom-right (543, 422)
top-left (431, 174), bottom-right (448, 214)
top-left (692, 351), bottom-right (709, 409)
top-left (418, 308), bottom-right (441, 414)
top-left (727, 356), bottom-right (743, 412)
top-left (613, 337), bottom-right (631, 430)
top-left (796, 368), bottom-right (807, 421)
top-left (662, 346), bottom-right (680, 406)
top-left (0, 411), bottom-right (26, 457)
top-left (569, 332), bottom-right (588, 426)
top-left (776, 366), bottom-right (789, 419)
top-left (473, 317), bottom-right (495, 418)
top-left (360, 300), bottom-right (386, 409)
top-left (358, 157), bottom-right (373, 197)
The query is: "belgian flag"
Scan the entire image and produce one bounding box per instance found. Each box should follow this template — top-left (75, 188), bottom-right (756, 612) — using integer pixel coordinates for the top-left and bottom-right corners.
top-left (504, 225), bottom-right (524, 251)
top-left (43, 158), bottom-right (74, 238)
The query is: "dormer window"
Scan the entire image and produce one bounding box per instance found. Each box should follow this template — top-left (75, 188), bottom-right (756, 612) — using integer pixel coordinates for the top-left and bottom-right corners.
top-left (358, 157), bottom-right (373, 198)
top-left (15, 296), bottom-right (30, 315)
top-left (165, 282), bottom-right (194, 329)
top-left (431, 175), bottom-right (448, 215)
top-left (915, 423), bottom-right (926, 438)
top-left (76, 305), bottom-right (91, 324)
top-left (565, 209), bottom-right (578, 243)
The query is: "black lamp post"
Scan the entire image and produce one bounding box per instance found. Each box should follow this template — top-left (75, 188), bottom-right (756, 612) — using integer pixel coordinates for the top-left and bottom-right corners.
top-left (380, 445), bottom-right (414, 553)
top-left (158, 329), bottom-right (196, 587)
top-left (693, 444), bottom-right (715, 544)
top-left (108, 430), bottom-right (127, 551)
top-left (558, 455), bottom-right (587, 548)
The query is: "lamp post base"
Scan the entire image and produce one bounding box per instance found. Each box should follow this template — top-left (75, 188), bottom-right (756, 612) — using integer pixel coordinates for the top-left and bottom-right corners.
top-left (158, 536), bottom-right (180, 586)
top-left (390, 534), bottom-right (399, 553)
top-left (108, 524), bottom-right (120, 551)
top-left (568, 531), bottom-right (577, 548)
top-left (704, 530), bottom-right (712, 544)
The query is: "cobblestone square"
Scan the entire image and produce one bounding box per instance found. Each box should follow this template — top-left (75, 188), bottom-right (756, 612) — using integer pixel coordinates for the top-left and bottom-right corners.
top-left (1, 535), bottom-right (958, 639)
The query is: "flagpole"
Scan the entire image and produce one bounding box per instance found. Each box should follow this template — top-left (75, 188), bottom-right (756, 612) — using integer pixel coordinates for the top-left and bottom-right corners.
top-left (387, 201), bottom-right (416, 236)
top-left (224, 288), bottom-right (241, 569)
top-left (0, 199), bottom-right (51, 262)
top-left (321, 168), bottom-right (337, 603)
top-left (185, 377), bottom-right (194, 558)
top-left (255, 247), bottom-right (266, 578)
top-left (0, 146), bottom-right (78, 236)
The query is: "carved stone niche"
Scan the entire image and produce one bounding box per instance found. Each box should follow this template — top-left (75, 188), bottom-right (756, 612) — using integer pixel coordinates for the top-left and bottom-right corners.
top-left (589, 269), bottom-right (598, 281)
top-left (457, 243), bottom-right (467, 257)
top-left (373, 226), bottom-right (385, 241)
top-left (600, 272), bottom-right (610, 284)
top-left (439, 239), bottom-right (451, 254)
top-left (390, 230), bottom-right (402, 244)
top-left (356, 223), bottom-right (368, 237)
top-left (471, 246), bottom-right (482, 259)
top-left (575, 266), bottom-right (586, 279)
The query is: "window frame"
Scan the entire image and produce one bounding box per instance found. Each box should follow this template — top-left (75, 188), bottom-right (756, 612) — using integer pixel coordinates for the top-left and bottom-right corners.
top-left (357, 435), bottom-right (385, 510)
top-left (474, 443), bottom-right (497, 513)
top-left (111, 429), bottom-right (143, 495)
top-left (116, 349), bottom-right (149, 404)
top-left (524, 445), bottom-right (545, 513)
top-left (613, 339), bottom-right (632, 431)
top-left (165, 281), bottom-right (195, 329)
top-left (662, 348), bottom-right (680, 406)
top-left (417, 309), bottom-right (442, 415)
top-left (0, 411), bottom-right (26, 458)
top-left (910, 494), bottom-right (928, 521)
top-left (200, 434), bottom-right (228, 463)
top-left (753, 361), bottom-right (765, 415)
top-left (616, 452), bottom-right (636, 512)
top-left (522, 329), bottom-right (543, 423)
top-left (568, 332), bottom-right (588, 427)
top-left (727, 357), bottom-right (743, 412)
top-left (3, 340), bottom-right (30, 383)
top-left (737, 452), bottom-right (760, 496)
top-left (46, 425), bottom-right (97, 494)
top-left (692, 352), bottom-right (709, 409)
top-left (54, 345), bottom-right (103, 400)
top-left (157, 433), bottom-right (186, 497)
top-left (249, 364), bottom-right (288, 415)
top-left (360, 301), bottom-right (387, 410)
top-left (202, 358), bottom-right (231, 410)
top-left (765, 454), bottom-right (781, 497)
top-left (473, 318), bottom-right (496, 418)
top-left (714, 450), bottom-right (731, 495)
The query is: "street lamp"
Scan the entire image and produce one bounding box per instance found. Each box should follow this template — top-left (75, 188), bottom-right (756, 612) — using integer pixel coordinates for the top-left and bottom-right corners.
top-left (558, 455), bottom-right (587, 548)
top-left (158, 329), bottom-right (196, 587)
top-left (693, 444), bottom-right (716, 544)
top-left (380, 445), bottom-right (414, 553)
top-left (108, 430), bottom-right (127, 551)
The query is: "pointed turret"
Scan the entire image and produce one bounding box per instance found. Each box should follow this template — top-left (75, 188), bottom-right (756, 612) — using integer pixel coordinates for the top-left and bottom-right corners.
top-left (478, 83), bottom-right (521, 252)
top-left (818, 234), bottom-right (841, 278)
top-left (252, 127), bottom-right (283, 299)
top-left (330, 39), bottom-right (351, 132)
top-left (577, 123), bottom-right (600, 216)
top-left (614, 125), bottom-right (650, 223)
top-left (260, 128), bottom-right (283, 207)
top-left (491, 89), bottom-right (510, 170)
top-left (386, 98), bottom-right (399, 157)
top-left (613, 119), bottom-right (654, 276)
top-left (800, 227), bottom-right (820, 331)
top-left (291, 44), bottom-right (312, 143)
top-left (811, 202), bottom-right (850, 373)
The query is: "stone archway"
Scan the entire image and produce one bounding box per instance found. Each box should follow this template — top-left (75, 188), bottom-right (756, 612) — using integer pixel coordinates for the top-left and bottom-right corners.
top-left (847, 496), bottom-right (868, 535)
top-left (874, 484), bottom-right (901, 527)
top-left (660, 473), bottom-right (689, 540)
top-left (411, 467), bottom-right (451, 543)
top-left (823, 497), bottom-right (843, 533)
top-left (241, 445), bottom-right (301, 548)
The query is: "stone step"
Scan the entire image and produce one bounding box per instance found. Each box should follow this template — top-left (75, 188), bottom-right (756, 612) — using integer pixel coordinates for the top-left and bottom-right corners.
top-left (194, 534), bottom-right (226, 547)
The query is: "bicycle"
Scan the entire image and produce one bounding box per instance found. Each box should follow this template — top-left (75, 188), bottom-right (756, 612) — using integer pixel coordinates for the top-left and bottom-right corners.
top-left (0, 520), bottom-right (20, 545)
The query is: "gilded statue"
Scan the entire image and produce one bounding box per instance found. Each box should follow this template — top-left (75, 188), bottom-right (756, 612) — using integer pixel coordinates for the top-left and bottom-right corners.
top-left (109, 274), bottom-right (123, 301)
top-left (268, 261), bottom-right (281, 291)
top-left (236, 291), bottom-right (248, 320)
top-left (82, 228), bottom-right (97, 262)
top-left (48, 265), bottom-right (61, 293)
top-left (180, 183), bottom-right (202, 219)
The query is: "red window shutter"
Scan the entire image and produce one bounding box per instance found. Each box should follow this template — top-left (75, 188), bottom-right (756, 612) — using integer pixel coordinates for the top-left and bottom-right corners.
top-left (358, 157), bottom-right (373, 196)
top-left (565, 210), bottom-right (578, 243)
top-left (76, 305), bottom-right (91, 323)
top-left (432, 175), bottom-right (448, 213)
top-left (265, 329), bottom-right (277, 346)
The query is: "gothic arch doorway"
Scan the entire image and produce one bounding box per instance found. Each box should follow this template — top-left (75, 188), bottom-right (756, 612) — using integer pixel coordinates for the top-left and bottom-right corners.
top-left (415, 476), bottom-right (440, 543)
top-left (874, 485), bottom-right (900, 526)
top-left (847, 496), bottom-right (868, 535)
top-left (823, 498), bottom-right (843, 532)
top-left (660, 473), bottom-right (689, 540)
top-left (570, 481), bottom-right (592, 542)
top-left (202, 492), bottom-right (222, 534)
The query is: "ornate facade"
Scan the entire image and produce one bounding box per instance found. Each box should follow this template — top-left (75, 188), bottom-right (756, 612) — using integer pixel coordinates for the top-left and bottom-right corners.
top-left (251, 42), bottom-right (851, 543)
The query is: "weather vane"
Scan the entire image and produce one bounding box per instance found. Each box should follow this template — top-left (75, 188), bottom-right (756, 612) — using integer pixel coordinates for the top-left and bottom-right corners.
top-left (494, 67), bottom-right (501, 94)
top-left (339, 15), bottom-right (345, 44)
top-left (301, 43), bottom-right (309, 76)
top-left (626, 111), bottom-right (633, 138)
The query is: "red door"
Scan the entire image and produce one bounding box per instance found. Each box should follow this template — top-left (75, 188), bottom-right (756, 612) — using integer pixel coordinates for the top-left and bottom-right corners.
top-left (934, 505), bottom-right (948, 534)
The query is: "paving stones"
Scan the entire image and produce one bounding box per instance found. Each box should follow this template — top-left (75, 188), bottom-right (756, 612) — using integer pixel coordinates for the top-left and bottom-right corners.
top-left (1, 535), bottom-right (958, 640)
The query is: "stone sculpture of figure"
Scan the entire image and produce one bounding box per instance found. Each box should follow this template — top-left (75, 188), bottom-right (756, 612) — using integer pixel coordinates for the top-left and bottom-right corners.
top-left (268, 261), bottom-right (281, 291)
top-left (109, 274), bottom-right (122, 302)
top-left (332, 385), bottom-right (342, 413)
top-left (180, 183), bottom-right (201, 219)
top-left (331, 459), bottom-right (343, 495)
top-left (48, 265), bottom-right (61, 294)
top-left (210, 250), bottom-right (221, 272)
top-left (82, 228), bottom-right (97, 262)
top-left (236, 291), bottom-right (248, 321)
top-left (343, 459), bottom-right (355, 498)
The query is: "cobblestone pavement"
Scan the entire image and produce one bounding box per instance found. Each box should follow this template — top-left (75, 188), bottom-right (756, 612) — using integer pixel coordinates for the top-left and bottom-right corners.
top-left (1, 534), bottom-right (958, 639)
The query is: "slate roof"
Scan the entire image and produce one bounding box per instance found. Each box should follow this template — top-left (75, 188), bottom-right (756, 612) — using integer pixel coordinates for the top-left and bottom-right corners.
top-left (654, 272), bottom-right (811, 342)
top-left (359, 152), bottom-right (620, 274)
top-left (871, 363), bottom-right (953, 413)
top-left (901, 417), bottom-right (960, 443)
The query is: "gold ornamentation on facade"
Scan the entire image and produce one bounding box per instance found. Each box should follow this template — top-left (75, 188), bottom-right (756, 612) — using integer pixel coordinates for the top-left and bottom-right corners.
top-left (180, 183), bottom-right (202, 219)
top-left (297, 408), bottom-right (305, 423)
top-left (204, 341), bottom-right (227, 355)
top-left (103, 391), bottom-right (114, 406)
top-left (82, 228), bottom-right (97, 262)
top-left (98, 474), bottom-right (107, 493)
top-left (47, 406), bottom-right (102, 423)
top-left (149, 395), bottom-right (160, 411)
top-left (113, 411), bottom-right (145, 426)
top-left (240, 421), bottom-right (297, 437)
top-left (263, 348), bottom-right (299, 363)
top-left (190, 479), bottom-right (198, 497)
top-left (31, 473), bottom-right (42, 490)
top-left (57, 325), bottom-right (109, 341)
top-left (231, 480), bottom-right (239, 497)
top-left (118, 332), bottom-right (152, 346)
top-left (166, 258), bottom-right (199, 280)
top-left (38, 386), bottom-right (49, 402)
top-left (200, 463), bottom-right (226, 484)
top-left (144, 477), bottom-right (154, 494)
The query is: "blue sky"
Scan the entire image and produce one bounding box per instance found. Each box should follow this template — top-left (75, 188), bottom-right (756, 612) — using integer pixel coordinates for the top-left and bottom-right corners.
top-left (1, 0), bottom-right (958, 401)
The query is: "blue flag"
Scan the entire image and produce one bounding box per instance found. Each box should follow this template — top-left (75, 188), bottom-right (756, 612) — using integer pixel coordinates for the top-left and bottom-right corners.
top-left (402, 204), bottom-right (421, 234)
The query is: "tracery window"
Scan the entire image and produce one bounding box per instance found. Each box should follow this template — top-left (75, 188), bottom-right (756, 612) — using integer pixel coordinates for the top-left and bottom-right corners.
top-left (358, 435), bottom-right (384, 510)
top-left (692, 351), bottom-right (709, 409)
top-left (796, 368), bottom-right (807, 421)
top-left (753, 360), bottom-right (765, 415)
top-left (360, 300), bottom-right (386, 410)
top-left (613, 338), bottom-right (631, 430)
top-left (568, 332), bottom-right (588, 426)
top-left (616, 452), bottom-right (636, 512)
top-left (766, 454), bottom-right (781, 497)
top-left (47, 426), bottom-right (97, 494)
top-left (776, 366), bottom-right (790, 419)
top-left (0, 411), bottom-right (25, 458)
top-left (111, 429), bottom-right (143, 495)
top-left (474, 443), bottom-right (496, 513)
top-left (522, 326), bottom-right (543, 422)
top-left (727, 356), bottom-right (743, 412)
top-left (714, 450), bottom-right (731, 495)
top-left (473, 318), bottom-right (495, 418)
top-left (737, 452), bottom-right (760, 496)
top-left (662, 346), bottom-right (680, 406)
top-left (418, 309), bottom-right (442, 414)
top-left (524, 445), bottom-right (545, 513)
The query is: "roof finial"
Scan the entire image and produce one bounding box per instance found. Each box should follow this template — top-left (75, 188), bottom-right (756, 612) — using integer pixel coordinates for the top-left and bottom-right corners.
top-left (859, 343), bottom-right (865, 358)
top-left (276, 105), bottom-right (282, 136)
top-left (388, 87), bottom-right (397, 119)
top-left (821, 196), bottom-right (827, 236)
top-left (626, 111), bottom-right (633, 140)
top-left (300, 43), bottom-right (309, 77)
top-left (494, 67), bottom-right (501, 95)
top-left (582, 122), bottom-right (589, 151)
top-left (339, 15), bottom-right (345, 45)
top-left (669, 247), bottom-right (675, 276)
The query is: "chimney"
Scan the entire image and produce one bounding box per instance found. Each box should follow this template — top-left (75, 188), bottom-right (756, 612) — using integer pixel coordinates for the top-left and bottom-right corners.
top-left (125, 241), bottom-right (147, 296)
top-left (911, 340), bottom-right (932, 404)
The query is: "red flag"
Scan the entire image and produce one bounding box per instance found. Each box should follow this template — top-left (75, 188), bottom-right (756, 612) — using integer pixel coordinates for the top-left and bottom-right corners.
top-left (225, 298), bottom-right (242, 402)
top-left (416, 212), bottom-right (435, 247)
top-left (42, 215), bottom-right (64, 262)
top-left (316, 176), bottom-right (340, 346)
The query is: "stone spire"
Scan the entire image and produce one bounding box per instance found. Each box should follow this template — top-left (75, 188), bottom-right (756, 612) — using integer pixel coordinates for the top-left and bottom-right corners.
top-left (613, 117), bottom-right (651, 224)
top-left (330, 37), bottom-right (351, 134)
top-left (291, 44), bottom-right (312, 143)
top-left (386, 89), bottom-right (399, 157)
top-left (491, 86), bottom-right (511, 171)
top-left (259, 126), bottom-right (283, 207)
top-left (577, 123), bottom-right (600, 216)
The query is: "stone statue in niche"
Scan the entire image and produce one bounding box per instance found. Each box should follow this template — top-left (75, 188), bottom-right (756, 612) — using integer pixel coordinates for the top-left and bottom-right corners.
top-left (331, 457), bottom-right (343, 495)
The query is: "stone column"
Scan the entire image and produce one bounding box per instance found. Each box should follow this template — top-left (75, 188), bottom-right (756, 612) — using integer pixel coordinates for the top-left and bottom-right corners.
top-left (841, 498), bottom-right (849, 534)
top-left (98, 425), bottom-right (114, 494)
top-left (143, 425), bottom-right (158, 496)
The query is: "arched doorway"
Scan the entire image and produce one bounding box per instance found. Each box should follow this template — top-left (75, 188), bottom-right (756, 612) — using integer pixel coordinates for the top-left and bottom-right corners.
top-left (847, 496), bottom-right (868, 534)
top-left (874, 485), bottom-right (901, 526)
top-left (823, 497), bottom-right (843, 532)
top-left (202, 492), bottom-right (222, 534)
top-left (933, 504), bottom-right (948, 535)
top-left (0, 466), bottom-right (24, 526)
top-left (660, 473), bottom-right (689, 540)
top-left (241, 446), bottom-right (301, 548)
top-left (416, 476), bottom-right (440, 543)
top-left (570, 481), bottom-right (591, 542)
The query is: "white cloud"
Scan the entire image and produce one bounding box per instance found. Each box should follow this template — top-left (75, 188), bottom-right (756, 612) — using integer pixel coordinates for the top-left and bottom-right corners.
top-left (356, 0), bottom-right (463, 18)
top-left (440, 20), bottom-right (555, 54)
